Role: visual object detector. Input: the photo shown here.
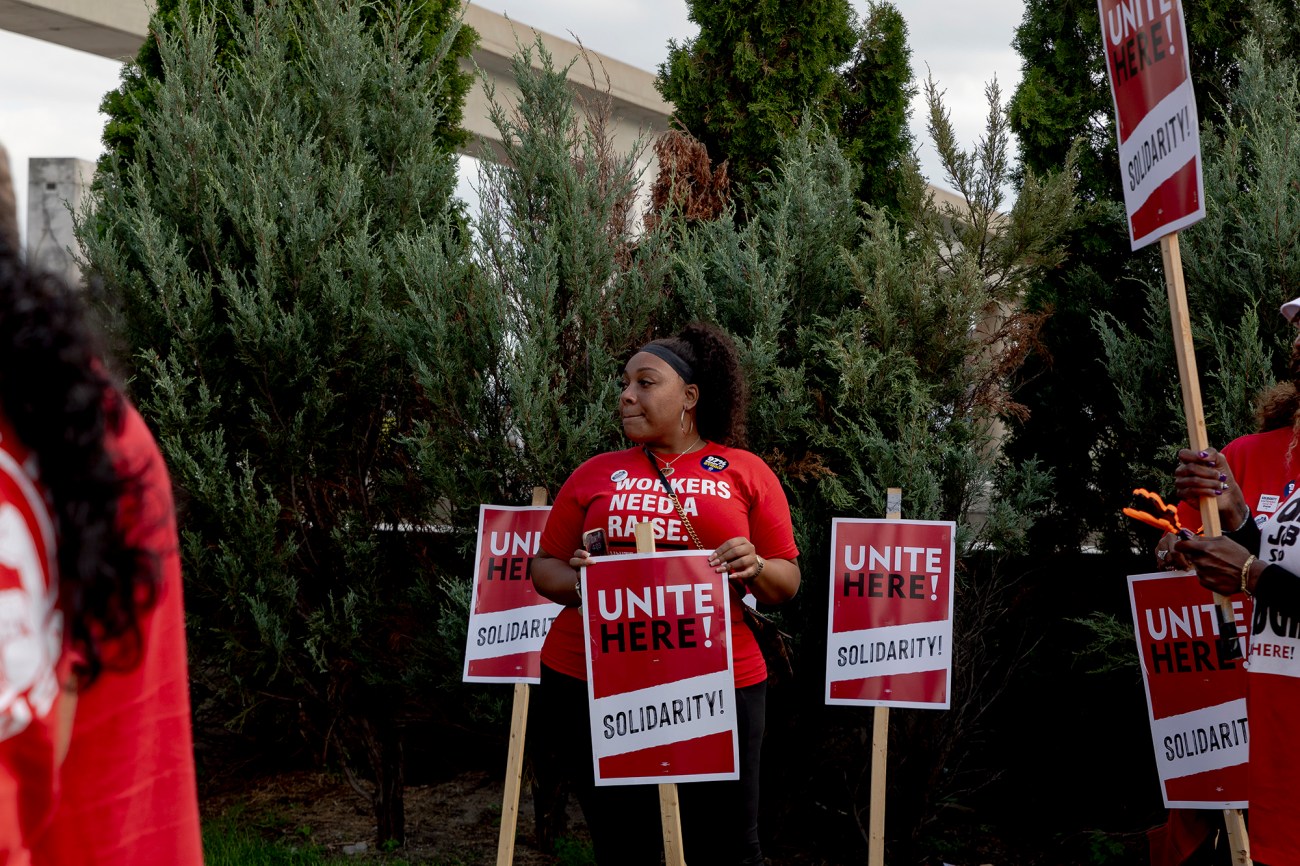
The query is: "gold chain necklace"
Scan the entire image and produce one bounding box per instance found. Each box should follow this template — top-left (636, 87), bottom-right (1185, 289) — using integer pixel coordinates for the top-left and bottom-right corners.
top-left (649, 436), bottom-right (702, 477)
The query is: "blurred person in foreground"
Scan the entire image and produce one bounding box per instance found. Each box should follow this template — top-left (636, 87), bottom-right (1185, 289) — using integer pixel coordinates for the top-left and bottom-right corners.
top-left (0, 143), bottom-right (202, 864)
top-left (531, 322), bottom-right (801, 865)
top-left (1161, 295), bottom-right (1300, 866)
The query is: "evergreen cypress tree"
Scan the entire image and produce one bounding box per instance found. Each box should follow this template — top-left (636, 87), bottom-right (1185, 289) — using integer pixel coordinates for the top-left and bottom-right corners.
top-left (838, 2), bottom-right (916, 212)
top-left (81, 0), bottom-right (476, 845)
top-left (97, 0), bottom-right (475, 179)
top-left (471, 41), bottom-right (675, 491)
top-left (660, 0), bottom-right (904, 200)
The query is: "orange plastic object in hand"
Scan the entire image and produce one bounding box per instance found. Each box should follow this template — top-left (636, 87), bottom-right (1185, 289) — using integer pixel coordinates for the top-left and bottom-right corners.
top-left (1122, 487), bottom-right (1194, 536)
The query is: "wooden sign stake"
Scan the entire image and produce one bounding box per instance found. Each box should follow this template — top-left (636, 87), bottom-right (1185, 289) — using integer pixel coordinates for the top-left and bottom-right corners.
top-left (867, 487), bottom-right (903, 866)
top-left (633, 520), bottom-right (687, 866)
top-left (1159, 234), bottom-right (1250, 865)
top-left (494, 486), bottom-right (549, 866)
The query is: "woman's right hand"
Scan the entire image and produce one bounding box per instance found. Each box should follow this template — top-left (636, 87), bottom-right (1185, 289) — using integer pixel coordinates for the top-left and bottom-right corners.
top-left (1173, 534), bottom-right (1257, 596)
top-left (532, 549), bottom-right (586, 607)
top-left (1174, 447), bottom-right (1249, 529)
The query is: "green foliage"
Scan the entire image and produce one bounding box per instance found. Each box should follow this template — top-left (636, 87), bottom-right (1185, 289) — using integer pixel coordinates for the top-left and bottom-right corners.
top-left (98, 0), bottom-right (475, 180)
top-left (837, 2), bottom-right (917, 211)
top-left (554, 836), bottom-right (597, 866)
top-left (658, 0), bottom-right (855, 192)
top-left (472, 40), bottom-right (674, 489)
top-left (82, 0), bottom-right (476, 846)
top-left (1069, 612), bottom-right (1139, 676)
top-left (204, 813), bottom-right (339, 865)
top-left (1083, 829), bottom-right (1128, 864)
top-left (657, 0), bottom-right (914, 211)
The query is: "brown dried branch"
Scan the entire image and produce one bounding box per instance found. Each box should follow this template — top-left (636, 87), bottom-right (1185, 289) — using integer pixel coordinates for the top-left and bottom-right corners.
top-left (645, 128), bottom-right (730, 233)
top-left (962, 306), bottom-right (1049, 423)
top-left (761, 448), bottom-right (837, 483)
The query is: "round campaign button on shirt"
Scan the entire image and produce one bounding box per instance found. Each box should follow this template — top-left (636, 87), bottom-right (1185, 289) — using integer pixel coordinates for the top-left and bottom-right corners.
top-left (611, 469), bottom-right (629, 483)
top-left (700, 455), bottom-right (729, 472)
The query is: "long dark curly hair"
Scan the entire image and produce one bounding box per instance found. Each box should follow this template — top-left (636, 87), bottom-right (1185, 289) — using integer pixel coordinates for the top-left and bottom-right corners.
top-left (648, 322), bottom-right (749, 448)
top-left (0, 230), bottom-right (153, 684)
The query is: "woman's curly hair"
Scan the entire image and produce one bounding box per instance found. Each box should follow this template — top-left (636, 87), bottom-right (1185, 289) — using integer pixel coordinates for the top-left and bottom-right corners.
top-left (649, 322), bottom-right (749, 448)
top-left (0, 234), bottom-right (153, 684)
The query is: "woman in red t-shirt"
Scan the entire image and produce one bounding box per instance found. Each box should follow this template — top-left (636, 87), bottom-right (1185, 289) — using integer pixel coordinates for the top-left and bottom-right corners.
top-left (1169, 299), bottom-right (1300, 866)
top-left (532, 322), bottom-right (800, 866)
top-left (0, 175), bottom-right (202, 864)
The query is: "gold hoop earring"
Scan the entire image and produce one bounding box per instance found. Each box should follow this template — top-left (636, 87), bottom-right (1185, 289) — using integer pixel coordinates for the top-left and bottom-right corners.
top-left (681, 409), bottom-right (694, 435)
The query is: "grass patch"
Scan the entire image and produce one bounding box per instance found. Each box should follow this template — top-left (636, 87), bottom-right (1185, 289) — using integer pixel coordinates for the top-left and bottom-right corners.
top-left (554, 835), bottom-right (596, 866)
top-left (203, 815), bottom-right (342, 866)
top-left (203, 814), bottom-right (476, 866)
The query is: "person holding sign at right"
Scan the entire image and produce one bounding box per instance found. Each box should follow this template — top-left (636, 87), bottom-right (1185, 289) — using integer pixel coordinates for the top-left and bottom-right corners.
top-left (1167, 296), bottom-right (1300, 866)
top-left (530, 322), bottom-right (800, 866)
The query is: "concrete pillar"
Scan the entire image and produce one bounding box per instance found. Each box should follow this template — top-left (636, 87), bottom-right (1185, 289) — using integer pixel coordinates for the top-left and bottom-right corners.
top-left (26, 157), bottom-right (94, 287)
top-left (0, 142), bottom-right (17, 251)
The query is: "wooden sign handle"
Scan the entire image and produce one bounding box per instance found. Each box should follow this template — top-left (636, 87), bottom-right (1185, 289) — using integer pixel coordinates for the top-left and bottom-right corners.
top-left (867, 487), bottom-right (903, 866)
top-left (1161, 235), bottom-right (1222, 538)
top-left (1160, 234), bottom-right (1250, 866)
top-left (1161, 234), bottom-right (1237, 616)
top-left (631, 521), bottom-right (688, 866)
top-left (494, 487), bottom-right (551, 866)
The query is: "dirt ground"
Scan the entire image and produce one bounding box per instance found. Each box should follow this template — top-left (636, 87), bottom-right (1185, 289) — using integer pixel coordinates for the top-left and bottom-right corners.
top-left (202, 769), bottom-right (589, 865)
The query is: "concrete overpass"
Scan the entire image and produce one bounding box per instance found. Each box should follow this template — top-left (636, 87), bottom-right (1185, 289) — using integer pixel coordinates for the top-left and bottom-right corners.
top-left (0, 0), bottom-right (672, 159)
top-left (1, 1), bottom-right (674, 280)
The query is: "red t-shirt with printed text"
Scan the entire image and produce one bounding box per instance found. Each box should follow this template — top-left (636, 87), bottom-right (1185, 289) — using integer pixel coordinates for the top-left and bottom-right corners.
top-left (540, 443), bottom-right (799, 688)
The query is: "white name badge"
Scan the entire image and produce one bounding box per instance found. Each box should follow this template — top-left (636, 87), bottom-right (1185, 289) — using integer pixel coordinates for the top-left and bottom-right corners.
top-left (1259, 494), bottom-right (1281, 513)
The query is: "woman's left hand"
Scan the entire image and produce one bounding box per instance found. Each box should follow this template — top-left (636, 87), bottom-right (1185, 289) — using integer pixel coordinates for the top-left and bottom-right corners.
top-left (1174, 447), bottom-right (1250, 529)
top-left (709, 536), bottom-right (763, 581)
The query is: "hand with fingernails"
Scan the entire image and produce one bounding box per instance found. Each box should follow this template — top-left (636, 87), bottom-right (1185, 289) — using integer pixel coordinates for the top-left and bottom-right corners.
top-left (1173, 533), bottom-right (1260, 596)
top-left (1173, 447), bottom-right (1250, 531)
top-left (1171, 446), bottom-right (1258, 594)
top-left (708, 536), bottom-right (766, 588)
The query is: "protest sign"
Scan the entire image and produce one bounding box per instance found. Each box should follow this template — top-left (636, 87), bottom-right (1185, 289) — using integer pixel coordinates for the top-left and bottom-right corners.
top-left (825, 518), bottom-right (955, 709)
top-left (463, 504), bottom-right (563, 683)
top-left (1098, 0), bottom-right (1204, 250)
top-left (583, 550), bottom-right (737, 786)
top-left (1129, 571), bottom-right (1250, 808)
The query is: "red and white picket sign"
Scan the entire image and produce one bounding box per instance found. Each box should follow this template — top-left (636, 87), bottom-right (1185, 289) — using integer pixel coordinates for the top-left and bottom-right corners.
top-left (1098, 0), bottom-right (1204, 249)
top-left (1128, 571), bottom-right (1250, 808)
top-left (825, 518), bottom-right (955, 709)
top-left (583, 550), bottom-right (738, 785)
top-left (463, 505), bottom-right (564, 683)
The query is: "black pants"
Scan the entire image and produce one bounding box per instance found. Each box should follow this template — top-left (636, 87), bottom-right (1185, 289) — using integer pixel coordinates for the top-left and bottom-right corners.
top-left (532, 665), bottom-right (766, 866)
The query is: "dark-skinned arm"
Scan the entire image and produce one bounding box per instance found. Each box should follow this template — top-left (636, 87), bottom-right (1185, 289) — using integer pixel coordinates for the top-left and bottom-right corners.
top-left (531, 548), bottom-right (588, 608)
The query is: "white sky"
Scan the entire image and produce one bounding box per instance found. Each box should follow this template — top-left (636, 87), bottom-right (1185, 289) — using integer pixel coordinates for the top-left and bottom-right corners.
top-left (0, 0), bottom-right (1026, 244)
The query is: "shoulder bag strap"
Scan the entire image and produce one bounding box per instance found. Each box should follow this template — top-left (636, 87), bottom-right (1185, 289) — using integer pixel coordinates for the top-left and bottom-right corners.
top-left (643, 445), bottom-right (706, 551)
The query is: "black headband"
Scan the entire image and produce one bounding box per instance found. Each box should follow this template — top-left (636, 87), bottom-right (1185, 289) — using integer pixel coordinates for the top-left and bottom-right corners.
top-left (638, 343), bottom-right (694, 383)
